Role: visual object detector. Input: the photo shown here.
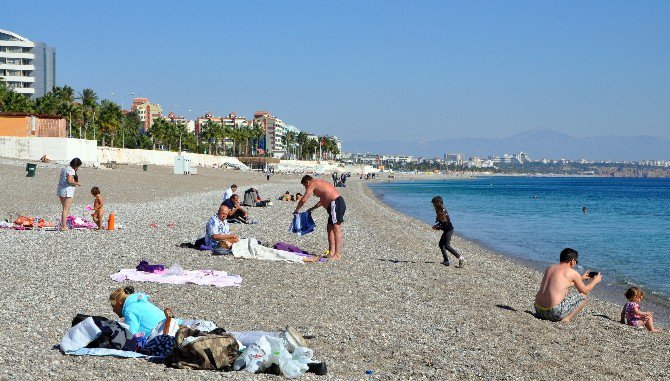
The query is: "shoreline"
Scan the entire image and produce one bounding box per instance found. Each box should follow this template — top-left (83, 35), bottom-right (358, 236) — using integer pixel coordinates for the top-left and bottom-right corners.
top-left (1, 168), bottom-right (669, 379)
top-left (365, 179), bottom-right (670, 327)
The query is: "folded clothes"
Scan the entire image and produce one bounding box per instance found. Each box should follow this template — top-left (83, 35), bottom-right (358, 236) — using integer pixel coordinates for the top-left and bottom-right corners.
top-left (136, 260), bottom-right (165, 274)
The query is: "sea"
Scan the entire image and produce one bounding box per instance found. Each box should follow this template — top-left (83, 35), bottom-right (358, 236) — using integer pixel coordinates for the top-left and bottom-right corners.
top-left (369, 176), bottom-right (670, 317)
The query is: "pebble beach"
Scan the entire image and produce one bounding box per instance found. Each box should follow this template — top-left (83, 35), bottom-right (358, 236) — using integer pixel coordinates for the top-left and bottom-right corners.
top-left (0, 161), bottom-right (669, 380)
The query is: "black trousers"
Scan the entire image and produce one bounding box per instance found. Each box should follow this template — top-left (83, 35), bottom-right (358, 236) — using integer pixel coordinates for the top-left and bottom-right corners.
top-left (439, 229), bottom-right (461, 261)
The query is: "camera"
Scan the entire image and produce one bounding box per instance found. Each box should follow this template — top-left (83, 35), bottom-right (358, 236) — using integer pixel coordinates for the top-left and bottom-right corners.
top-left (587, 271), bottom-right (599, 278)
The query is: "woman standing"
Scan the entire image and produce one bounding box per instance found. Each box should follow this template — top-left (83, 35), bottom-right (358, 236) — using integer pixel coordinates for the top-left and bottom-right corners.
top-left (431, 196), bottom-right (466, 268)
top-left (57, 158), bottom-right (82, 230)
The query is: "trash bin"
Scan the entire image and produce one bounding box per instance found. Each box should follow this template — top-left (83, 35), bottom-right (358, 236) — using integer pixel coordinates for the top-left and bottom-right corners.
top-left (26, 163), bottom-right (37, 177)
top-left (142, 164), bottom-right (148, 171)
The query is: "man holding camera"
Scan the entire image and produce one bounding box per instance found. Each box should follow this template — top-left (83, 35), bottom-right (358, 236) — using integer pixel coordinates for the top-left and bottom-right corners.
top-left (534, 248), bottom-right (602, 322)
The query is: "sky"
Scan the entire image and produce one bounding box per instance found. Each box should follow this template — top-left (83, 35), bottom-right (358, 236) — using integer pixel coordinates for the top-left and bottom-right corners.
top-left (2, 1), bottom-right (670, 144)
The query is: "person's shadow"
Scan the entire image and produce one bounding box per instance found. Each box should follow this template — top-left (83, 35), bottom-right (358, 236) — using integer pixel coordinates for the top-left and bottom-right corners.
top-left (592, 313), bottom-right (618, 322)
top-left (495, 304), bottom-right (537, 317)
top-left (376, 258), bottom-right (436, 264)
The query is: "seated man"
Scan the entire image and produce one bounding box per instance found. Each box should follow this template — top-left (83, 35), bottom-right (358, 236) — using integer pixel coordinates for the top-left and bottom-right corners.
top-left (223, 194), bottom-right (250, 224)
top-left (222, 184), bottom-right (238, 203)
top-left (205, 205), bottom-right (240, 254)
top-left (534, 248), bottom-right (602, 322)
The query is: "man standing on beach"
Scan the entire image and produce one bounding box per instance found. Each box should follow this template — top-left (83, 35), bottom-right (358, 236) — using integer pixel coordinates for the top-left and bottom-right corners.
top-left (294, 175), bottom-right (345, 260)
top-left (534, 248), bottom-right (602, 322)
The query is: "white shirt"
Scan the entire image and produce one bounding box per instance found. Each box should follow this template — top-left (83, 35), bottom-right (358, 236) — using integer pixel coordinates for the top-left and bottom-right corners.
top-left (205, 215), bottom-right (230, 248)
top-left (222, 188), bottom-right (235, 202)
top-left (56, 166), bottom-right (76, 197)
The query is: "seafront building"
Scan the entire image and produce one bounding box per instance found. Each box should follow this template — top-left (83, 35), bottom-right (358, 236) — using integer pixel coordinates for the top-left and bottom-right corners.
top-left (0, 29), bottom-right (55, 100)
top-left (130, 98), bottom-right (163, 132)
top-left (164, 112), bottom-right (195, 133)
top-left (253, 111), bottom-right (286, 158)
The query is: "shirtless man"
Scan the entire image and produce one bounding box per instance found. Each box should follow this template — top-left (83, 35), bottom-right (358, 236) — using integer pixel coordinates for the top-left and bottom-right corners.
top-left (534, 248), bottom-right (602, 322)
top-left (293, 175), bottom-right (346, 260)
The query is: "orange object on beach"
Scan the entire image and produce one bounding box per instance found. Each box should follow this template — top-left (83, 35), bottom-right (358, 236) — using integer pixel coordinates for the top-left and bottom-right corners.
top-left (107, 212), bottom-right (115, 230)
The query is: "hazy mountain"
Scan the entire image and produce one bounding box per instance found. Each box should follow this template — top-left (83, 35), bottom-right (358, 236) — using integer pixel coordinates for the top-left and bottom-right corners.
top-left (345, 128), bottom-right (670, 161)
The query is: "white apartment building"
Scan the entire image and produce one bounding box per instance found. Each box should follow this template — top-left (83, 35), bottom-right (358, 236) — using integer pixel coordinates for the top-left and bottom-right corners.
top-left (253, 111), bottom-right (286, 158)
top-left (444, 153), bottom-right (465, 165)
top-left (0, 29), bottom-right (55, 100)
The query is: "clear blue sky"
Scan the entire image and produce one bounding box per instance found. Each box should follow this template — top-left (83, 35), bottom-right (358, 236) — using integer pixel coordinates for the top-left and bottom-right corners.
top-left (3, 1), bottom-right (669, 142)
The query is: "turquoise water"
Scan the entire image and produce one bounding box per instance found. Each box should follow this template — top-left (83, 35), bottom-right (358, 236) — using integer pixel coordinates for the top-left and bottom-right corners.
top-left (369, 177), bottom-right (670, 300)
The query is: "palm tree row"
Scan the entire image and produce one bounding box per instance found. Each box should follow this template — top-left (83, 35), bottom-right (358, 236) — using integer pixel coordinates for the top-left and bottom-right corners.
top-left (1, 80), bottom-right (339, 159)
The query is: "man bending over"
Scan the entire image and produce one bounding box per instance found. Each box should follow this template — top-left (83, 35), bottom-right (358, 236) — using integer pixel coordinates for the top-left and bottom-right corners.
top-left (293, 175), bottom-right (346, 260)
top-left (534, 248), bottom-right (602, 322)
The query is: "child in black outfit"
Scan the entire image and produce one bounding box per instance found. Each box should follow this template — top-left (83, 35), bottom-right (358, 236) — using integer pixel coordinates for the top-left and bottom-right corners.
top-left (431, 196), bottom-right (466, 268)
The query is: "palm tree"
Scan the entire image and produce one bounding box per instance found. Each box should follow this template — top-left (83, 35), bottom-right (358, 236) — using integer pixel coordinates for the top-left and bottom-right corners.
top-left (284, 130), bottom-right (298, 159)
top-left (77, 88), bottom-right (98, 132)
top-left (296, 132), bottom-right (308, 160)
top-left (250, 122), bottom-right (265, 156)
top-left (2, 91), bottom-right (35, 112)
top-left (200, 120), bottom-right (219, 155)
top-left (97, 100), bottom-right (122, 146)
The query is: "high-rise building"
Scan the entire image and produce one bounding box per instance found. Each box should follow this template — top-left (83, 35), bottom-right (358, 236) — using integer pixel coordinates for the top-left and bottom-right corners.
top-left (0, 29), bottom-right (55, 100)
top-left (444, 153), bottom-right (465, 165)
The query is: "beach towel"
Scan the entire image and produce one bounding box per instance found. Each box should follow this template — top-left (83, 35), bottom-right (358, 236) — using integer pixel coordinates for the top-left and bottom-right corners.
top-left (273, 242), bottom-right (325, 262)
top-left (289, 212), bottom-right (316, 236)
top-left (110, 269), bottom-right (242, 287)
top-left (232, 238), bottom-right (305, 263)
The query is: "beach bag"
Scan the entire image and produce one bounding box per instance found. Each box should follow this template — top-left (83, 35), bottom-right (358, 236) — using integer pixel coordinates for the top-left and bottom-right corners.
top-left (167, 326), bottom-right (239, 371)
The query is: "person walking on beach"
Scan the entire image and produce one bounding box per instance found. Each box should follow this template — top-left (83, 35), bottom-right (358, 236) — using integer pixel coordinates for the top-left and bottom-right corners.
top-left (294, 175), bottom-right (345, 260)
top-left (431, 196), bottom-right (466, 268)
top-left (57, 158), bottom-right (82, 231)
top-left (620, 287), bottom-right (661, 332)
top-left (534, 248), bottom-right (602, 322)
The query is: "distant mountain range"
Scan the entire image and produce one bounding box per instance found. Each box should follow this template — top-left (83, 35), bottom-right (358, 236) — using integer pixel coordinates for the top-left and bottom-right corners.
top-left (345, 128), bottom-right (670, 161)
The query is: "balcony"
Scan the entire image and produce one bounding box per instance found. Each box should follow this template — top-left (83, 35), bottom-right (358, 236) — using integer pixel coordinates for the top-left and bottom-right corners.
top-left (0, 75), bottom-right (34, 82)
top-left (0, 52), bottom-right (34, 59)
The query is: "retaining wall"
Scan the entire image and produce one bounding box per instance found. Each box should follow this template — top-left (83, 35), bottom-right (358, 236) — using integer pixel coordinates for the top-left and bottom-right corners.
top-left (0, 136), bottom-right (97, 164)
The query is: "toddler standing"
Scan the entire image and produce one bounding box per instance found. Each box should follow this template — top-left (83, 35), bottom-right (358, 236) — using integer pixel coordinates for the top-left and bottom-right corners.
top-left (91, 187), bottom-right (104, 230)
top-left (621, 287), bottom-right (661, 332)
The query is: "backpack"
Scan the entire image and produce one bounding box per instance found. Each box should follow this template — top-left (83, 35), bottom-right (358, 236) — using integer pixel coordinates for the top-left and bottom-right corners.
top-left (167, 326), bottom-right (239, 371)
top-left (243, 188), bottom-right (258, 206)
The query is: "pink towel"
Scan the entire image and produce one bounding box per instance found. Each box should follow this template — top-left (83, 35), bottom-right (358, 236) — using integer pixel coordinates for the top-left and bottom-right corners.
top-left (110, 269), bottom-right (242, 288)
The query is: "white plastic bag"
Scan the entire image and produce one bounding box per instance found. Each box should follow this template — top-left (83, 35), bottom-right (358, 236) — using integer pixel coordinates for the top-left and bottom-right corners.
top-left (261, 335), bottom-right (312, 378)
top-left (167, 263), bottom-right (184, 276)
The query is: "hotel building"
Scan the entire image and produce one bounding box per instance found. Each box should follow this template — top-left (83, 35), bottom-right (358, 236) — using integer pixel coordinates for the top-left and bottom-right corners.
top-left (0, 29), bottom-right (55, 100)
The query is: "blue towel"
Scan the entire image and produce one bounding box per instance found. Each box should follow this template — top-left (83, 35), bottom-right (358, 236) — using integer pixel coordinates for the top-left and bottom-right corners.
top-left (289, 211), bottom-right (316, 236)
